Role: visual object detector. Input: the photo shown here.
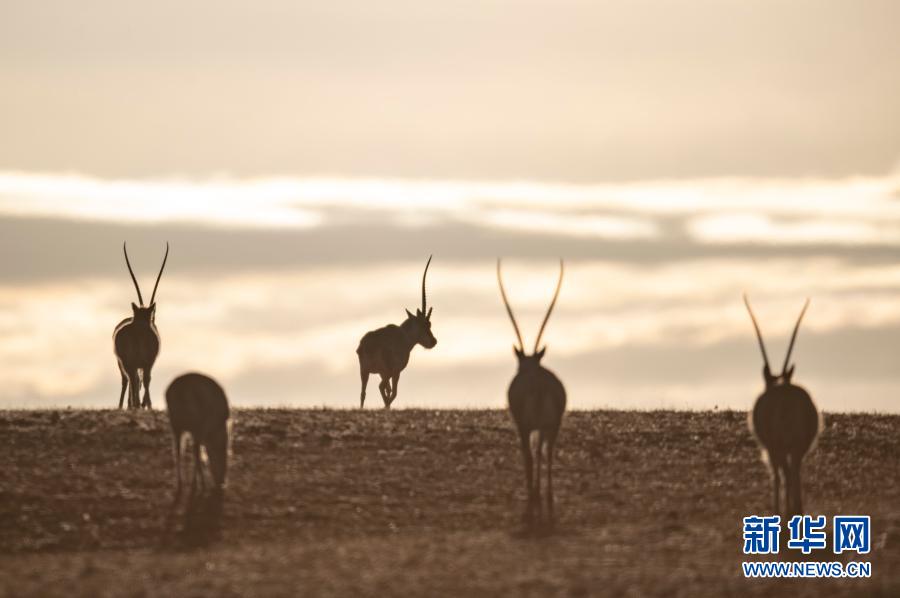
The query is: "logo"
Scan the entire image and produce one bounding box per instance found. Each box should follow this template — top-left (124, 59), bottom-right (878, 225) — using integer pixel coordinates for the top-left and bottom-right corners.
top-left (742, 515), bottom-right (781, 555)
top-left (787, 515), bottom-right (827, 554)
top-left (833, 516), bottom-right (870, 555)
top-left (741, 514), bottom-right (872, 578)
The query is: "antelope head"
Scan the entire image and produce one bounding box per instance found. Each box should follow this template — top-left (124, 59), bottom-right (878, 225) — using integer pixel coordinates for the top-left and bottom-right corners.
top-left (497, 259), bottom-right (564, 372)
top-left (403, 255), bottom-right (437, 349)
top-left (124, 241), bottom-right (169, 324)
top-left (743, 294), bottom-right (810, 389)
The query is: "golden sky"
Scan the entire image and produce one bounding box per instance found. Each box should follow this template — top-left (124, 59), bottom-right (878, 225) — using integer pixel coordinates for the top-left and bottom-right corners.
top-left (1, 2), bottom-right (899, 410)
top-left (2, 1), bottom-right (899, 180)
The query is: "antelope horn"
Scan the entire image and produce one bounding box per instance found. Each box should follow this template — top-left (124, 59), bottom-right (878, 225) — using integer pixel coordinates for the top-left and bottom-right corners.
top-left (421, 254), bottom-right (432, 314)
top-left (497, 259), bottom-right (524, 351)
top-left (743, 293), bottom-right (770, 371)
top-left (533, 260), bottom-right (564, 352)
top-left (149, 242), bottom-right (169, 305)
top-left (781, 298), bottom-right (810, 374)
top-left (123, 242), bottom-right (144, 306)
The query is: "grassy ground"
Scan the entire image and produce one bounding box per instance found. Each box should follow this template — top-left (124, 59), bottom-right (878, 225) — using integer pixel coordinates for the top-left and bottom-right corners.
top-left (1, 408), bottom-right (898, 597)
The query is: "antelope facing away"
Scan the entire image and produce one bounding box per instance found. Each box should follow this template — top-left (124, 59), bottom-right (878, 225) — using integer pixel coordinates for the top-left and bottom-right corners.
top-left (113, 242), bottom-right (168, 409)
top-left (744, 294), bottom-right (821, 519)
top-left (357, 255), bottom-right (437, 409)
top-left (498, 259), bottom-right (567, 527)
top-left (165, 372), bottom-right (231, 536)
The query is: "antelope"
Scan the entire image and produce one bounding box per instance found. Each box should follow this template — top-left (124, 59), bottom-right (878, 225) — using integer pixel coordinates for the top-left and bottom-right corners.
top-left (165, 372), bottom-right (231, 535)
top-left (498, 259), bottom-right (567, 527)
top-left (113, 242), bottom-right (168, 409)
top-left (357, 255), bottom-right (437, 409)
top-left (743, 294), bottom-right (821, 519)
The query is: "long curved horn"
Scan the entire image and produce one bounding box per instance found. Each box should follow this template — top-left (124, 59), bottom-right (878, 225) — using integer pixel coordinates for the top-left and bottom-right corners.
top-left (149, 242), bottom-right (169, 305)
top-left (123, 242), bottom-right (144, 306)
top-left (533, 259), bottom-right (564, 352)
top-left (781, 298), bottom-right (810, 373)
top-left (421, 254), bottom-right (432, 313)
top-left (497, 259), bottom-right (524, 351)
top-left (743, 293), bottom-right (770, 370)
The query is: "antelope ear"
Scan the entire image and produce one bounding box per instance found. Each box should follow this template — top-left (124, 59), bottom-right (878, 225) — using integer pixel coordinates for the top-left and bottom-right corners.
top-left (405, 309), bottom-right (415, 319)
top-left (785, 364), bottom-right (796, 380)
top-left (131, 302), bottom-right (140, 314)
top-left (763, 364), bottom-right (776, 386)
top-left (426, 307), bottom-right (433, 319)
top-left (536, 347), bottom-right (547, 360)
top-left (514, 347), bottom-right (525, 359)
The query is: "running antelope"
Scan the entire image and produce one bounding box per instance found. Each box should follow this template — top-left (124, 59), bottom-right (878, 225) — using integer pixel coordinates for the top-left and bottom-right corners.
top-left (357, 255), bottom-right (437, 409)
top-left (165, 372), bottom-right (231, 534)
top-left (113, 242), bottom-right (168, 409)
top-left (498, 259), bottom-right (567, 526)
top-left (744, 294), bottom-right (821, 519)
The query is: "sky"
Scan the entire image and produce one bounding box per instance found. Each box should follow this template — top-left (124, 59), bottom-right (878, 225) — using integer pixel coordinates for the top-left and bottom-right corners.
top-left (1, 1), bottom-right (899, 411)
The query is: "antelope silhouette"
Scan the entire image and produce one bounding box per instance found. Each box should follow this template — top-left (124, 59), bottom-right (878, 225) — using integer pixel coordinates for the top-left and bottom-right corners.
top-left (165, 372), bottom-right (231, 537)
top-left (498, 259), bottom-right (567, 527)
top-left (113, 242), bottom-right (168, 409)
top-left (744, 294), bottom-right (821, 519)
top-left (357, 255), bottom-right (437, 409)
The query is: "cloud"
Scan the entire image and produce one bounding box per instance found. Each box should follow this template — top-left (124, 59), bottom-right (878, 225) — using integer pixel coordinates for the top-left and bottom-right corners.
top-left (687, 213), bottom-right (900, 246)
top-left (3, 258), bottom-right (900, 411)
top-left (472, 209), bottom-right (657, 239)
top-left (0, 172), bottom-right (324, 229)
top-left (3, 170), bottom-right (900, 411)
top-left (2, 171), bottom-right (900, 246)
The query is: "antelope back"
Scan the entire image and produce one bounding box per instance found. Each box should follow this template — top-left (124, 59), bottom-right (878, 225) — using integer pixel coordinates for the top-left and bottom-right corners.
top-left (166, 373), bottom-right (230, 487)
top-left (751, 383), bottom-right (820, 458)
top-left (114, 309), bottom-right (160, 354)
top-left (508, 365), bottom-right (566, 432)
